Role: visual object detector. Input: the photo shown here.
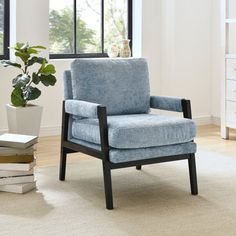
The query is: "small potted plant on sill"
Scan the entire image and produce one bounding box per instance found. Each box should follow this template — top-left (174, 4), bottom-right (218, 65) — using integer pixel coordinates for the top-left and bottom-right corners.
top-left (0, 43), bottom-right (57, 136)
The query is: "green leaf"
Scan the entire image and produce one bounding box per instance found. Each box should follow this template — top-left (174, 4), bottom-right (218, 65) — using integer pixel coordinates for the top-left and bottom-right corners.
top-left (40, 64), bottom-right (56, 75)
top-left (40, 74), bottom-right (57, 86)
top-left (28, 57), bottom-right (47, 66)
top-left (12, 74), bottom-right (30, 88)
top-left (23, 86), bottom-right (41, 101)
top-left (20, 43), bottom-right (29, 50)
top-left (15, 51), bottom-right (30, 63)
top-left (32, 72), bottom-right (40, 85)
top-left (11, 87), bottom-right (26, 107)
top-left (11, 42), bottom-right (25, 50)
top-left (0, 60), bottom-right (21, 69)
top-left (30, 45), bottom-right (47, 50)
top-left (16, 42), bottom-right (24, 48)
top-left (27, 48), bottom-right (38, 54)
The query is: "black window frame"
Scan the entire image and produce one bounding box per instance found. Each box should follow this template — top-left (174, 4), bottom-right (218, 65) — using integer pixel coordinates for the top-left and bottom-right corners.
top-left (49, 0), bottom-right (132, 59)
top-left (0, 0), bottom-right (10, 60)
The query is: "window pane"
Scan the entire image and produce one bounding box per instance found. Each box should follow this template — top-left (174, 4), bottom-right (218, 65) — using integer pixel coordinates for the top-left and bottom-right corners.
top-left (0, 0), bottom-right (4, 55)
top-left (76, 0), bottom-right (102, 53)
top-left (104, 0), bottom-right (128, 52)
top-left (49, 0), bottom-right (74, 54)
top-left (49, 0), bottom-right (131, 57)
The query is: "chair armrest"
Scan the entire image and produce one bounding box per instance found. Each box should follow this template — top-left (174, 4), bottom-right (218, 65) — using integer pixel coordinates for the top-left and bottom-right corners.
top-left (150, 96), bottom-right (184, 112)
top-left (63, 100), bottom-right (110, 161)
top-left (65, 100), bottom-right (100, 118)
top-left (150, 96), bottom-right (192, 119)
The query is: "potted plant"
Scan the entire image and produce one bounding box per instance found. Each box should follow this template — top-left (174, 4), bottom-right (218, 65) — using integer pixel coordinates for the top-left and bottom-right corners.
top-left (0, 43), bottom-right (57, 136)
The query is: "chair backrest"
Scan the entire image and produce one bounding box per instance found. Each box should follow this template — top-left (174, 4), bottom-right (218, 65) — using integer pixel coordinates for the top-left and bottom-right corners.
top-left (65, 58), bottom-right (150, 115)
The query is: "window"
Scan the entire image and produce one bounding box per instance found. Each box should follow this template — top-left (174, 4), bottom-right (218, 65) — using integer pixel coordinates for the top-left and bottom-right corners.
top-left (0, 0), bottom-right (9, 60)
top-left (49, 0), bottom-right (132, 59)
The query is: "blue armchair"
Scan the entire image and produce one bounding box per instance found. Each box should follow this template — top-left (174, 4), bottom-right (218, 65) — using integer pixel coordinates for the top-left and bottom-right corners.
top-left (60, 58), bottom-right (198, 209)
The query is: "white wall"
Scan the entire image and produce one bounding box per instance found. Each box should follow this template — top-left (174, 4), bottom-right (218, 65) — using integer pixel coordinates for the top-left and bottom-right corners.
top-left (142, 0), bottom-right (162, 95)
top-left (211, 0), bottom-right (222, 120)
top-left (132, 0), bottom-right (214, 122)
top-left (160, 0), bottom-right (213, 122)
top-left (0, 0), bottom-right (218, 136)
top-left (142, 0), bottom-right (214, 123)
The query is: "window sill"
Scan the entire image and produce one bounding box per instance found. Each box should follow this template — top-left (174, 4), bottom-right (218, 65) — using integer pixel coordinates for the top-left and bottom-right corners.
top-left (49, 53), bottom-right (109, 60)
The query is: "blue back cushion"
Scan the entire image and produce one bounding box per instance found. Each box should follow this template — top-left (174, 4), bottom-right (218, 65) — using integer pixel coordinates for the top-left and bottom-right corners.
top-left (70, 58), bottom-right (150, 115)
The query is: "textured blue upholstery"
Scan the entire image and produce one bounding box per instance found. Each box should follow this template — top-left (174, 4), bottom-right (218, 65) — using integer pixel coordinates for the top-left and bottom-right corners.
top-left (150, 96), bottom-right (183, 112)
top-left (63, 58), bottom-right (197, 164)
top-left (70, 58), bottom-right (150, 115)
top-left (63, 70), bottom-right (73, 100)
top-left (65, 100), bottom-right (99, 118)
top-left (71, 114), bottom-right (196, 149)
top-left (62, 59), bottom-right (198, 210)
top-left (68, 137), bottom-right (196, 164)
top-left (109, 142), bottom-right (196, 163)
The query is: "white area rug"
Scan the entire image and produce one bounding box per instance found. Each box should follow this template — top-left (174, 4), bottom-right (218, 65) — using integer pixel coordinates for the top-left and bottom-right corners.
top-left (1, 150), bottom-right (236, 236)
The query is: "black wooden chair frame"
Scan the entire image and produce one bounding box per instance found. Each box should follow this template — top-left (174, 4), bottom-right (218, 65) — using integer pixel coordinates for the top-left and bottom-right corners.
top-left (59, 99), bottom-right (198, 210)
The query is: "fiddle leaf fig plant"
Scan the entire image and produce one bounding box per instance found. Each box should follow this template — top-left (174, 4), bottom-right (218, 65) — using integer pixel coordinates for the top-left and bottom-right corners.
top-left (0, 43), bottom-right (57, 107)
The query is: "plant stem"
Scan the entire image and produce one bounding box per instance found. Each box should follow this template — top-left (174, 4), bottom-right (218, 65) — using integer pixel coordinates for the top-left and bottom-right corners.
top-left (24, 63), bottom-right (28, 74)
top-left (28, 80), bottom-right (33, 87)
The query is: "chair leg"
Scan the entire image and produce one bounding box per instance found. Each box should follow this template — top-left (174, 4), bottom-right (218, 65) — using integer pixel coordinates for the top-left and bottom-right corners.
top-left (59, 147), bottom-right (67, 181)
top-left (188, 154), bottom-right (198, 195)
top-left (136, 165), bottom-right (142, 170)
top-left (102, 162), bottom-right (113, 210)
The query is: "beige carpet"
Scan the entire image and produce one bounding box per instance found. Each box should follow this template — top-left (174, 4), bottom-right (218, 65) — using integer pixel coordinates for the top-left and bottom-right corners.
top-left (1, 150), bottom-right (236, 236)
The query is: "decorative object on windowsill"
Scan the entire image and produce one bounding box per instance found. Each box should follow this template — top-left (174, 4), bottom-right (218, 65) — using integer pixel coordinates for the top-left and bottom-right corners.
top-left (120, 39), bottom-right (131, 58)
top-left (0, 43), bottom-right (57, 136)
top-left (107, 44), bottom-right (119, 58)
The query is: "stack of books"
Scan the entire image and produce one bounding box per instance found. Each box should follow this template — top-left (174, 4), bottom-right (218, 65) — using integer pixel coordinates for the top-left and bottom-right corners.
top-left (0, 133), bottom-right (38, 193)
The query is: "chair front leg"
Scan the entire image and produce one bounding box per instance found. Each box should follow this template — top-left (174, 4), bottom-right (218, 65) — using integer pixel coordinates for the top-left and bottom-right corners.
top-left (182, 101), bottom-right (198, 195)
top-left (59, 101), bottom-right (69, 181)
top-left (188, 154), bottom-right (198, 195)
top-left (102, 162), bottom-right (113, 210)
top-left (98, 106), bottom-right (114, 209)
top-left (59, 147), bottom-right (67, 181)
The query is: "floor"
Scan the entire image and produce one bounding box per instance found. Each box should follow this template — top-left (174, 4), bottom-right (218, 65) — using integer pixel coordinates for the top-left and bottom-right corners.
top-left (3, 147), bottom-right (236, 236)
top-left (3, 125), bottom-right (236, 236)
top-left (36, 125), bottom-right (236, 167)
top-left (197, 125), bottom-right (236, 156)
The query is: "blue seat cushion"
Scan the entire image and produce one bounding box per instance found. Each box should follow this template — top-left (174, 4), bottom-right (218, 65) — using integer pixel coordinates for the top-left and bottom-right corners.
top-left (68, 138), bottom-right (196, 163)
top-left (70, 58), bottom-right (150, 115)
top-left (71, 114), bottom-right (196, 149)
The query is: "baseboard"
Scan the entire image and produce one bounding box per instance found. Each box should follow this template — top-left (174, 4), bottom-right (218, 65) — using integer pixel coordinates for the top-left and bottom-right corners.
top-left (0, 126), bottom-right (61, 137)
top-left (193, 116), bottom-right (220, 126)
top-left (212, 116), bottom-right (220, 126)
top-left (0, 116), bottom-right (221, 137)
top-left (193, 116), bottom-right (212, 126)
top-left (39, 126), bottom-right (61, 137)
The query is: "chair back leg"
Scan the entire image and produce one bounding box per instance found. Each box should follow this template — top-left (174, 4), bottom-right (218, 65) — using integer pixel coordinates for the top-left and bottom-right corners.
top-left (188, 154), bottom-right (198, 195)
top-left (136, 165), bottom-right (142, 170)
top-left (102, 162), bottom-right (113, 210)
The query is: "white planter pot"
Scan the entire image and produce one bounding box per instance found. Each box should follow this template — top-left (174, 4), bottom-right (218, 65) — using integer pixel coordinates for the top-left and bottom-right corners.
top-left (6, 104), bottom-right (43, 136)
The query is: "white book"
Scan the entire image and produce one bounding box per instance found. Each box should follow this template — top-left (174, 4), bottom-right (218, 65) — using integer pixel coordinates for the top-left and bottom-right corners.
top-left (0, 159), bottom-right (36, 171)
top-left (0, 169), bottom-right (34, 178)
top-left (0, 175), bottom-right (34, 186)
top-left (0, 182), bottom-right (36, 193)
top-left (0, 133), bottom-right (38, 149)
top-left (0, 146), bottom-right (35, 156)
